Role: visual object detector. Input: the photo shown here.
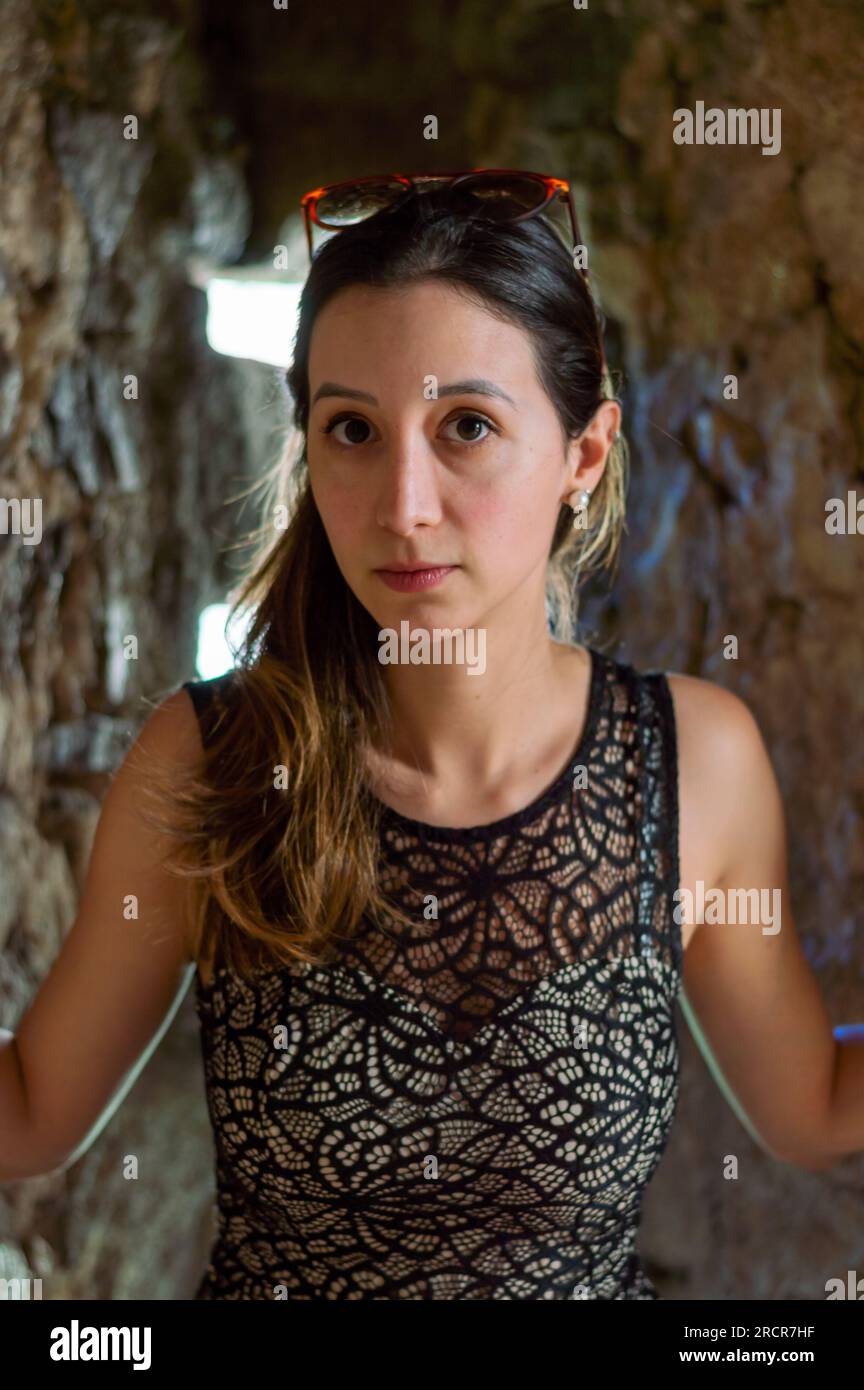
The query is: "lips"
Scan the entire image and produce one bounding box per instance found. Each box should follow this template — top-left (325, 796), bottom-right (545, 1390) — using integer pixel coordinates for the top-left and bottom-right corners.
top-left (375, 563), bottom-right (450, 573)
top-left (375, 565), bottom-right (456, 592)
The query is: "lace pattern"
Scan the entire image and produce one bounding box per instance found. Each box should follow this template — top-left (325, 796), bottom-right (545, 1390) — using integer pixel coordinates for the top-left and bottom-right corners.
top-left (182, 645), bottom-right (681, 1299)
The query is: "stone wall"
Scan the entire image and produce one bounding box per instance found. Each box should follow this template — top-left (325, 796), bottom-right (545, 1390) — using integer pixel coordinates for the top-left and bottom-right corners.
top-left (2, 0), bottom-right (862, 1300)
top-left (0, 0), bottom-right (259, 1298)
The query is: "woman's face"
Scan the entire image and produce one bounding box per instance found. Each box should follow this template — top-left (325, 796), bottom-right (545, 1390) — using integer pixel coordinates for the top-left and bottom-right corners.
top-left (306, 279), bottom-right (612, 636)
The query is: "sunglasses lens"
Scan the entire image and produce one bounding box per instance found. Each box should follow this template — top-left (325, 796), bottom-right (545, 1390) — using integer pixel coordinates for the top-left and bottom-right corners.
top-left (314, 179), bottom-right (408, 227)
top-left (448, 173), bottom-right (549, 220)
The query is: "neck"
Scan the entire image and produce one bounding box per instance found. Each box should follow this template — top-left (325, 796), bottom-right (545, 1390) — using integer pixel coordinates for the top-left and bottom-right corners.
top-left (371, 615), bottom-right (577, 795)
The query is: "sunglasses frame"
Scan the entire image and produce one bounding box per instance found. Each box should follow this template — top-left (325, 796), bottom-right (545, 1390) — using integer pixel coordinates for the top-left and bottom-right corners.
top-left (300, 168), bottom-right (586, 272)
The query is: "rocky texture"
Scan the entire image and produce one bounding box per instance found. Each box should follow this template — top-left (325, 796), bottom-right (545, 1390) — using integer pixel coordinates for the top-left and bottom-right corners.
top-left (0, 0), bottom-right (258, 1299)
top-left (566, 0), bottom-right (864, 1301)
top-left (2, 0), bottom-right (862, 1301)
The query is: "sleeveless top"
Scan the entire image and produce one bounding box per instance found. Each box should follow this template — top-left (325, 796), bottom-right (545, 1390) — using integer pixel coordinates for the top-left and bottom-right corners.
top-left (181, 645), bottom-right (682, 1300)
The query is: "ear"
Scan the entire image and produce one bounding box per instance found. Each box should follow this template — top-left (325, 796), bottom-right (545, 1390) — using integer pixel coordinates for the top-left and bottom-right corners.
top-left (560, 400), bottom-right (622, 506)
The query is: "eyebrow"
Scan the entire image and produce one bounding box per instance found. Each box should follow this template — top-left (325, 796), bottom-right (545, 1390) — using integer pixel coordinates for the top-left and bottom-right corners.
top-left (311, 379), bottom-right (517, 409)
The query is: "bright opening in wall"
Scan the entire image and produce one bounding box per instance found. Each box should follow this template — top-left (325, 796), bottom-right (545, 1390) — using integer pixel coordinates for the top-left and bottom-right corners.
top-left (190, 251), bottom-right (305, 674)
top-left (204, 277), bottom-right (303, 368)
top-left (195, 602), bottom-right (254, 678)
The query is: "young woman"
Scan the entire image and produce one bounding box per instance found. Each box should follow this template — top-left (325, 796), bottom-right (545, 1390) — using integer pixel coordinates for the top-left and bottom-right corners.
top-left (1, 171), bottom-right (861, 1301)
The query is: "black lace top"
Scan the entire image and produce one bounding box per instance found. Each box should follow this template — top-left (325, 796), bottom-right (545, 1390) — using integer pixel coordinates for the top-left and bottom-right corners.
top-left (181, 644), bottom-right (682, 1300)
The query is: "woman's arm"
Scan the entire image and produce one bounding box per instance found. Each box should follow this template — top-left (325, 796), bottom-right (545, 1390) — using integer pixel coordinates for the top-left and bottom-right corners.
top-left (825, 1023), bottom-right (864, 1162)
top-left (0, 1028), bottom-right (30, 1178)
top-left (669, 674), bottom-right (857, 1171)
top-left (0, 689), bottom-right (202, 1182)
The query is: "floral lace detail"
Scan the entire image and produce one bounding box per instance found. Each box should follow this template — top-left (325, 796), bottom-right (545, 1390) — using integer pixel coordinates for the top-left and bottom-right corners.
top-left (182, 646), bottom-right (681, 1299)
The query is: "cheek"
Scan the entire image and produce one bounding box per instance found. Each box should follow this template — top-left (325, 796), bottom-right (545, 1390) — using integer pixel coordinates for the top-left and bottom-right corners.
top-left (457, 455), bottom-right (560, 552)
top-left (309, 470), bottom-right (362, 550)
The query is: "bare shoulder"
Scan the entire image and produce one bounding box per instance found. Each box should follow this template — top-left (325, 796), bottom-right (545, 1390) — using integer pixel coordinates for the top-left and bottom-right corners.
top-left (132, 685), bottom-right (205, 765)
top-left (665, 667), bottom-right (760, 752)
top-left (663, 669), bottom-right (777, 938)
top-left (107, 685), bottom-right (207, 963)
top-left (665, 665), bottom-right (783, 812)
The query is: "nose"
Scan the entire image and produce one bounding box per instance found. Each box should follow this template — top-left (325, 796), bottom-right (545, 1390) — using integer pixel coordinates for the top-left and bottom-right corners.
top-left (374, 430), bottom-right (445, 535)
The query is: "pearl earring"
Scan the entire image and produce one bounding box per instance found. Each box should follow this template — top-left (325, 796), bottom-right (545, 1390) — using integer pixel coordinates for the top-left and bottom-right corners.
top-left (568, 488), bottom-right (592, 529)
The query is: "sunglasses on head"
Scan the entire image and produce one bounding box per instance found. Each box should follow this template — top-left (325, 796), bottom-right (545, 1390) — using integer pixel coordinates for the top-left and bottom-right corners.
top-left (301, 168), bottom-right (586, 268)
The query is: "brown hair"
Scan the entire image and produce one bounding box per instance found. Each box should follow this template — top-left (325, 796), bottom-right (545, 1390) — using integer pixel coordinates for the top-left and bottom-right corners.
top-left (141, 189), bottom-right (629, 982)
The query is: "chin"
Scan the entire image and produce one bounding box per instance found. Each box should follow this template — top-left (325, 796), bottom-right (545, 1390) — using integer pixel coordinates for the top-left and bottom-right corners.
top-left (367, 594), bottom-right (479, 636)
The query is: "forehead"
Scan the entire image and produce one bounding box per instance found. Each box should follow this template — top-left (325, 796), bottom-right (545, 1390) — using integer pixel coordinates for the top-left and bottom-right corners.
top-left (308, 280), bottom-right (536, 379)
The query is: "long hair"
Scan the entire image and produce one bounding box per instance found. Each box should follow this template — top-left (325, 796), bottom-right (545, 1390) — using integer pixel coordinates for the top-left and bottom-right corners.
top-left (141, 189), bottom-right (630, 982)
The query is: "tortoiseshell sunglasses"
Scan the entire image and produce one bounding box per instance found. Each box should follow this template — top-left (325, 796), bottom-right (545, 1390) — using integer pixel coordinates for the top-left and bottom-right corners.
top-left (300, 168), bottom-right (588, 274)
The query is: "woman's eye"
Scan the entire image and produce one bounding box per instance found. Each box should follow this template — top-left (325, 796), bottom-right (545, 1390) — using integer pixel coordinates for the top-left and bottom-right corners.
top-left (319, 410), bottom-right (497, 450)
top-left (442, 413), bottom-right (496, 446)
top-left (321, 414), bottom-right (373, 446)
